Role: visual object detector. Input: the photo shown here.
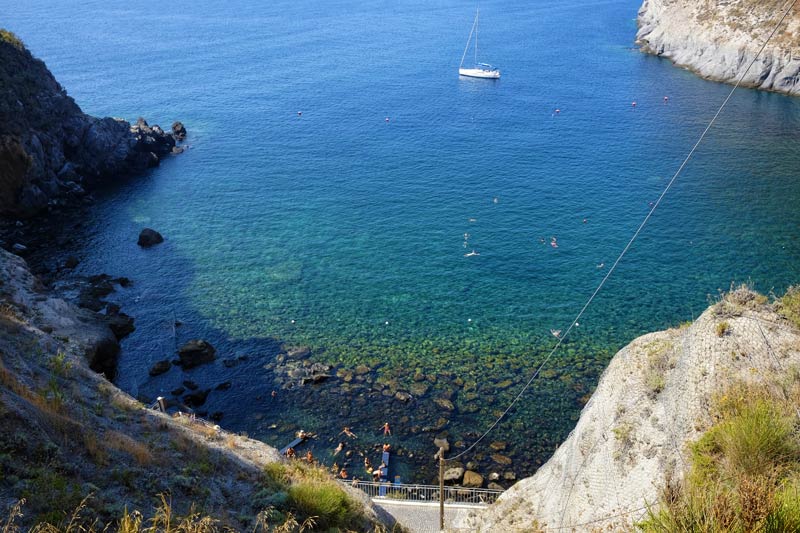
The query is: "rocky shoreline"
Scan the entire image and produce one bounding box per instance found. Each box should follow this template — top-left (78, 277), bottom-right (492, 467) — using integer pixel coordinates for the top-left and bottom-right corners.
top-left (636, 0), bottom-right (800, 96)
top-left (0, 30), bottom-right (186, 218)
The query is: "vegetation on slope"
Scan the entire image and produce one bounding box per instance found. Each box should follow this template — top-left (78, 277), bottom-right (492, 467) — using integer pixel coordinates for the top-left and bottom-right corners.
top-left (0, 255), bottom-right (387, 532)
top-left (640, 374), bottom-right (800, 531)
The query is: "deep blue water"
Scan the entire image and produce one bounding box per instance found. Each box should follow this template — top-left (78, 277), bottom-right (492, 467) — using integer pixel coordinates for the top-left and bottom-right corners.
top-left (5, 0), bottom-right (800, 481)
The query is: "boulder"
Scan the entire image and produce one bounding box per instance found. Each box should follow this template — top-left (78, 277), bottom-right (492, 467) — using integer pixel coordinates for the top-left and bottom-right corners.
top-left (104, 310), bottom-right (134, 340)
top-left (183, 389), bottom-right (210, 407)
top-left (171, 121), bottom-right (187, 140)
top-left (137, 228), bottom-right (163, 247)
top-left (443, 466), bottom-right (465, 483)
top-left (149, 360), bottom-right (171, 376)
top-left (463, 470), bottom-right (484, 488)
top-left (178, 339), bottom-right (216, 368)
top-left (488, 482), bottom-right (504, 491)
top-left (491, 454), bottom-right (513, 466)
top-left (286, 346), bottom-right (310, 359)
top-left (434, 398), bottom-right (455, 411)
top-left (433, 437), bottom-right (450, 451)
top-left (394, 391), bottom-right (412, 402)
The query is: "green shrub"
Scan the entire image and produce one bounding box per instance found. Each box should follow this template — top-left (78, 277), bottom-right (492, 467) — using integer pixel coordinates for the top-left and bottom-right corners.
top-left (777, 286), bottom-right (800, 329)
top-left (287, 480), bottom-right (357, 530)
top-left (640, 385), bottom-right (800, 533)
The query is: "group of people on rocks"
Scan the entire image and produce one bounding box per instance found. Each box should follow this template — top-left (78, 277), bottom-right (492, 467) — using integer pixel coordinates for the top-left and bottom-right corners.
top-left (282, 422), bottom-right (394, 482)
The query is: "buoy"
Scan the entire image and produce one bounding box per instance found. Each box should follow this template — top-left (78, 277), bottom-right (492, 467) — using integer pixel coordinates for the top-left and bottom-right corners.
top-left (291, 319), bottom-right (295, 324)
top-left (631, 101), bottom-right (637, 108)
top-left (467, 318), bottom-right (472, 322)
top-left (385, 321), bottom-right (389, 325)
top-left (555, 108), bottom-right (560, 114)
top-left (297, 111), bottom-right (302, 116)
top-left (663, 96), bottom-right (669, 103)
top-left (385, 117), bottom-right (390, 122)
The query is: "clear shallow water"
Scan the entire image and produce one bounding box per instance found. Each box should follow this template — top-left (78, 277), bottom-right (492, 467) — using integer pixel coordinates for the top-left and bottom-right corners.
top-left (6, 0), bottom-right (800, 481)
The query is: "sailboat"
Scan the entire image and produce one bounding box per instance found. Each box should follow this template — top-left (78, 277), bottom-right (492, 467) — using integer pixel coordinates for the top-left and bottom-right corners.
top-left (459, 8), bottom-right (500, 79)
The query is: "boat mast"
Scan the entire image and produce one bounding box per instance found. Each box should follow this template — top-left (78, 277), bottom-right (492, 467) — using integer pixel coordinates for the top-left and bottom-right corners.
top-left (475, 8), bottom-right (479, 66)
top-left (459, 9), bottom-right (479, 68)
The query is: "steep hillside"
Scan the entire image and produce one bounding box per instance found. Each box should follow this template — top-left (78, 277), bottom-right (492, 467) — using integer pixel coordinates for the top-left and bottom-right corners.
top-left (0, 29), bottom-right (181, 217)
top-left (0, 247), bottom-right (388, 531)
top-left (637, 0), bottom-right (800, 95)
top-left (464, 286), bottom-right (800, 531)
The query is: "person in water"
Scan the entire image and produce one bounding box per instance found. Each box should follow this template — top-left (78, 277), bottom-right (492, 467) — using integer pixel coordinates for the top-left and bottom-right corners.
top-left (380, 422), bottom-right (391, 436)
top-left (305, 450), bottom-right (314, 464)
top-left (285, 447), bottom-right (296, 459)
top-left (340, 426), bottom-right (357, 439)
top-left (333, 442), bottom-right (345, 456)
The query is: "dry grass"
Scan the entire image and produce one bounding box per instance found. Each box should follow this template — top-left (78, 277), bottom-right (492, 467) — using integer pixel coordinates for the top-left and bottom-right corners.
top-left (105, 430), bottom-right (154, 466)
top-left (640, 379), bottom-right (800, 532)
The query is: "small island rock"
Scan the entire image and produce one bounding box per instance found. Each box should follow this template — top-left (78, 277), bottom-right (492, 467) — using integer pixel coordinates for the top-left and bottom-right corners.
top-left (137, 228), bottom-right (164, 247)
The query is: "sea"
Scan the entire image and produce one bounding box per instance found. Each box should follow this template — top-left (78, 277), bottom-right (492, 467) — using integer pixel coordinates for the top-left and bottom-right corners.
top-left (5, 0), bottom-right (800, 483)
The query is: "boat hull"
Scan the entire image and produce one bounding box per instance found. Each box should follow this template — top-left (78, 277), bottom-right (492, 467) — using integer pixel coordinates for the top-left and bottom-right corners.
top-left (459, 67), bottom-right (500, 79)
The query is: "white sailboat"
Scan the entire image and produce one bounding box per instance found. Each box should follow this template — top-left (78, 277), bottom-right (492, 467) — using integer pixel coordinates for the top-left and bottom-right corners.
top-left (459, 8), bottom-right (500, 79)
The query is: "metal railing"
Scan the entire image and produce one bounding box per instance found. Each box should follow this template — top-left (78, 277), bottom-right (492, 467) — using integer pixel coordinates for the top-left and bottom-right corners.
top-left (342, 480), bottom-right (503, 506)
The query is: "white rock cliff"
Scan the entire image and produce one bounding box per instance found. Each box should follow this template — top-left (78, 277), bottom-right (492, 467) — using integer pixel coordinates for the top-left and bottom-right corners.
top-left (464, 289), bottom-right (800, 531)
top-left (636, 0), bottom-right (800, 96)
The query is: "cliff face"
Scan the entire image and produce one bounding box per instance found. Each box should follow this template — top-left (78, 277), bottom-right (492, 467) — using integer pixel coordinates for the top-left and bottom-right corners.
top-left (636, 0), bottom-right (800, 96)
top-left (465, 288), bottom-right (800, 531)
top-left (0, 30), bottom-right (180, 217)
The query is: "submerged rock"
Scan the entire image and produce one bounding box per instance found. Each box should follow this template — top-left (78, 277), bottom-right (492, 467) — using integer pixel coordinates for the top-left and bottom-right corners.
top-left (149, 360), bottom-right (171, 376)
top-left (178, 339), bottom-right (216, 368)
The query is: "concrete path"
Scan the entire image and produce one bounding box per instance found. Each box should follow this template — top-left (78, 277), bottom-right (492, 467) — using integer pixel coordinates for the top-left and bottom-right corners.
top-left (371, 499), bottom-right (481, 533)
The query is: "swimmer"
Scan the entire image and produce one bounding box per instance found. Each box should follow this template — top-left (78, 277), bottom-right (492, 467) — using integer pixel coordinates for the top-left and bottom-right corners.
top-left (464, 250), bottom-right (480, 257)
top-left (340, 426), bottom-right (357, 439)
top-left (380, 422), bottom-right (392, 436)
top-left (597, 263), bottom-right (605, 269)
top-left (551, 329), bottom-right (561, 338)
top-left (334, 442), bottom-right (345, 456)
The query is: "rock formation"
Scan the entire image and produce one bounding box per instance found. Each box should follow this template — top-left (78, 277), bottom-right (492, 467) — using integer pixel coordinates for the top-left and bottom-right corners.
top-left (465, 287), bottom-right (800, 531)
top-left (637, 0), bottom-right (800, 95)
top-left (0, 29), bottom-right (184, 217)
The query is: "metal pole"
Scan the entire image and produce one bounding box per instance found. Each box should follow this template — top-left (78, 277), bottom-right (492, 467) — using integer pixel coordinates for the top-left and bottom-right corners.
top-left (439, 448), bottom-right (445, 531)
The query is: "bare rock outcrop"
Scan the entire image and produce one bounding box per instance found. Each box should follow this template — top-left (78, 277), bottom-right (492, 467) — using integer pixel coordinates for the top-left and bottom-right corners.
top-left (636, 0), bottom-right (800, 96)
top-left (0, 29), bottom-right (184, 217)
top-left (464, 289), bottom-right (800, 531)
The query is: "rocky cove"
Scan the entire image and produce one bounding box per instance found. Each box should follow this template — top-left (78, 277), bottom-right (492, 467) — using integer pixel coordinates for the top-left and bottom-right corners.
top-left (3, 0), bottom-right (800, 528)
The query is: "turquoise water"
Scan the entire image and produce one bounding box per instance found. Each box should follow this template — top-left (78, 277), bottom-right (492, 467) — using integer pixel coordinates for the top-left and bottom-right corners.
top-left (6, 0), bottom-right (800, 481)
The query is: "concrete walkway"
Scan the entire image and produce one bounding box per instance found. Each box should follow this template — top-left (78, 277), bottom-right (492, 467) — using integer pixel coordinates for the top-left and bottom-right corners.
top-left (371, 499), bottom-right (482, 533)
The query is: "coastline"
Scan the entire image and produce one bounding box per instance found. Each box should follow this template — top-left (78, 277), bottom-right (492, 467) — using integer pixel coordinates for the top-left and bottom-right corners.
top-left (636, 0), bottom-right (800, 96)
